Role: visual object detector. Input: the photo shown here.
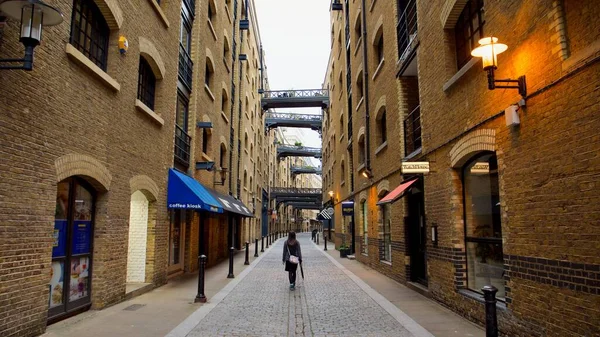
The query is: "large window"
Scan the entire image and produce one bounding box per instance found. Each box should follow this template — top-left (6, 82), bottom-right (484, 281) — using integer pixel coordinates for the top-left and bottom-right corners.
top-left (378, 111), bottom-right (387, 145)
top-left (70, 0), bottom-right (110, 70)
top-left (137, 57), bottom-right (156, 110)
top-left (361, 201), bottom-right (368, 254)
top-left (382, 203), bottom-right (391, 262)
top-left (454, 0), bottom-right (485, 69)
top-left (462, 152), bottom-right (504, 299)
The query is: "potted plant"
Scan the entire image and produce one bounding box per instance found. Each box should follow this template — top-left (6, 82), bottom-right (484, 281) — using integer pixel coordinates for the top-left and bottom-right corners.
top-left (294, 141), bottom-right (303, 147)
top-left (338, 244), bottom-right (349, 258)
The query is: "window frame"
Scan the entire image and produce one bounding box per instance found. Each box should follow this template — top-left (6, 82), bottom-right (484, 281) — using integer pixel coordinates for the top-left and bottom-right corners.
top-left (454, 0), bottom-right (485, 69)
top-left (69, 0), bottom-right (110, 71)
top-left (137, 57), bottom-right (157, 110)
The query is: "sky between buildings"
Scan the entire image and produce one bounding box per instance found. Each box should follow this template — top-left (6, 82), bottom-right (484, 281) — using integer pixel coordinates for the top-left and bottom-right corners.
top-left (254, 0), bottom-right (331, 150)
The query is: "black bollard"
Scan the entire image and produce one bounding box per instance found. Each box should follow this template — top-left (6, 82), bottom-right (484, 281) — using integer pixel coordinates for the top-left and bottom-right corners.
top-left (244, 242), bottom-right (250, 265)
top-left (261, 236), bottom-right (264, 252)
top-left (266, 235), bottom-right (270, 248)
top-left (254, 238), bottom-right (259, 257)
top-left (324, 236), bottom-right (328, 251)
top-left (194, 255), bottom-right (207, 303)
top-left (317, 232), bottom-right (319, 245)
top-left (482, 285), bottom-right (498, 337)
top-left (227, 247), bottom-right (235, 278)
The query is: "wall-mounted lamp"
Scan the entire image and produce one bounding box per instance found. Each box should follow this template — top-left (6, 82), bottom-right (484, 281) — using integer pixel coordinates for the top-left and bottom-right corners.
top-left (328, 190), bottom-right (334, 198)
top-left (361, 167), bottom-right (373, 179)
top-left (0, 0), bottom-right (63, 70)
top-left (431, 223), bottom-right (438, 246)
top-left (471, 37), bottom-right (527, 98)
top-left (214, 167), bottom-right (228, 185)
top-left (196, 161), bottom-right (215, 171)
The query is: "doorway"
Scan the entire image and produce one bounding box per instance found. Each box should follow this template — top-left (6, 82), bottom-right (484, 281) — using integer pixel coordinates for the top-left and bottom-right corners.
top-left (49, 178), bottom-right (95, 321)
top-left (407, 178), bottom-right (427, 286)
top-left (168, 210), bottom-right (186, 275)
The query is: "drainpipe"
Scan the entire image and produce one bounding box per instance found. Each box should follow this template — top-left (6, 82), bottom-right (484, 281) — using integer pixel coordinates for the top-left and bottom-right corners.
top-left (361, 0), bottom-right (371, 172)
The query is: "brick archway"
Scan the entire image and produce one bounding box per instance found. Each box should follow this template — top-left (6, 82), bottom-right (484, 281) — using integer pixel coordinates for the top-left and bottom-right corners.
top-left (55, 154), bottom-right (112, 192)
top-left (449, 129), bottom-right (496, 168)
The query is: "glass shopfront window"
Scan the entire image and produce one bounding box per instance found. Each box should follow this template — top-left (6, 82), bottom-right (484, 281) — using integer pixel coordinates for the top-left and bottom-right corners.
top-left (462, 152), bottom-right (504, 299)
top-left (49, 178), bottom-right (95, 320)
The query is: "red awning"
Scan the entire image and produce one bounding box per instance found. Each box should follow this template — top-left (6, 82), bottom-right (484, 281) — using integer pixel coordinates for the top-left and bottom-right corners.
top-left (377, 179), bottom-right (418, 205)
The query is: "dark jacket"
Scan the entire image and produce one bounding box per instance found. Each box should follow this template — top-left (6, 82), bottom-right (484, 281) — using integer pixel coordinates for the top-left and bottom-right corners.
top-left (282, 240), bottom-right (302, 262)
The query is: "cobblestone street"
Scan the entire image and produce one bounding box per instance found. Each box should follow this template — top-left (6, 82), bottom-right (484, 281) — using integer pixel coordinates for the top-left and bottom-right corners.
top-left (173, 234), bottom-right (432, 337)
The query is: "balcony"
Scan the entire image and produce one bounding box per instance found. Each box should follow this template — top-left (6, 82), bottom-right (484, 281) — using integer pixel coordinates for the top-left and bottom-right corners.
top-left (178, 44), bottom-right (193, 91)
top-left (403, 105), bottom-right (421, 156)
top-left (265, 113), bottom-right (322, 132)
top-left (396, 0), bottom-right (418, 76)
top-left (174, 125), bottom-right (191, 167)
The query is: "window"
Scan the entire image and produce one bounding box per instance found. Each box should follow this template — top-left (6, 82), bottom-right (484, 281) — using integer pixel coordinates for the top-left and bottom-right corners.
top-left (361, 201), bottom-right (368, 254)
top-left (462, 152), bottom-right (504, 299)
top-left (219, 144), bottom-right (227, 168)
top-left (202, 129), bottom-right (209, 154)
top-left (221, 89), bottom-right (228, 112)
top-left (357, 74), bottom-right (364, 100)
top-left (205, 61), bottom-right (214, 87)
top-left (381, 202), bottom-right (391, 262)
top-left (354, 15), bottom-right (362, 49)
top-left (340, 114), bottom-right (344, 136)
top-left (70, 0), bottom-right (110, 70)
top-left (137, 57), bottom-right (156, 110)
top-left (454, 0), bottom-right (485, 69)
top-left (208, 1), bottom-right (214, 22)
top-left (358, 135), bottom-right (365, 164)
top-left (378, 110), bottom-right (387, 145)
top-left (376, 35), bottom-right (384, 65)
top-left (340, 161), bottom-right (345, 184)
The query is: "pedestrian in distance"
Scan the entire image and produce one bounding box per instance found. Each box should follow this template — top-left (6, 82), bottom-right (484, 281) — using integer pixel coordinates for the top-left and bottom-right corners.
top-left (282, 231), bottom-right (302, 290)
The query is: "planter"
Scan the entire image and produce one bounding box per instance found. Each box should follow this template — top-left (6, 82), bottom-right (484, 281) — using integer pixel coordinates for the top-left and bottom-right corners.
top-left (339, 248), bottom-right (351, 258)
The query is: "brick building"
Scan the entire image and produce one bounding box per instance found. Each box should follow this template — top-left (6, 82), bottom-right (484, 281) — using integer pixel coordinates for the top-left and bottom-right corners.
top-left (0, 0), bottom-right (275, 336)
top-left (323, 0), bottom-right (600, 336)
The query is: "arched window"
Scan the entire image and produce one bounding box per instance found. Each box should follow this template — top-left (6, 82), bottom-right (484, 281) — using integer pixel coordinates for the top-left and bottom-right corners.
top-left (358, 134), bottom-right (366, 164)
top-left (377, 110), bottom-right (387, 145)
top-left (376, 34), bottom-right (384, 65)
top-left (205, 58), bottom-right (214, 88)
top-left (70, 0), bottom-right (110, 70)
top-left (462, 152), bottom-right (504, 299)
top-left (137, 57), bottom-right (156, 110)
top-left (221, 89), bottom-right (229, 112)
top-left (219, 144), bottom-right (227, 168)
top-left (202, 129), bottom-right (210, 154)
top-left (356, 71), bottom-right (364, 100)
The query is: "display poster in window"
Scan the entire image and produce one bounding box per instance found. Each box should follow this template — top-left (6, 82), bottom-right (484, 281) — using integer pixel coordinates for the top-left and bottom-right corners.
top-left (49, 261), bottom-right (64, 308)
top-left (52, 220), bottom-right (67, 258)
top-left (69, 256), bottom-right (89, 302)
top-left (72, 220), bottom-right (92, 255)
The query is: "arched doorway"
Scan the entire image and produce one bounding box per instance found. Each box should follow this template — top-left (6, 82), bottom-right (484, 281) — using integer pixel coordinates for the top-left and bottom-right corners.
top-left (49, 178), bottom-right (96, 320)
top-left (126, 191), bottom-right (150, 285)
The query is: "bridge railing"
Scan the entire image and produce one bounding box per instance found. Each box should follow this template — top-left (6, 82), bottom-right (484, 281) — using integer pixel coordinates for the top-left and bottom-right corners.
top-left (265, 113), bottom-right (322, 122)
top-left (270, 187), bottom-right (322, 195)
top-left (262, 89), bottom-right (329, 99)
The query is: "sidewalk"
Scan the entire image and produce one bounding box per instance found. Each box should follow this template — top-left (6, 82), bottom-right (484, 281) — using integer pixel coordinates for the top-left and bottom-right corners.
top-left (314, 233), bottom-right (484, 337)
top-left (42, 238), bottom-right (284, 337)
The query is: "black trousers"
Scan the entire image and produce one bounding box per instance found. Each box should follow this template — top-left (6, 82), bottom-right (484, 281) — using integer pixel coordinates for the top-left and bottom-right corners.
top-left (285, 261), bottom-right (298, 284)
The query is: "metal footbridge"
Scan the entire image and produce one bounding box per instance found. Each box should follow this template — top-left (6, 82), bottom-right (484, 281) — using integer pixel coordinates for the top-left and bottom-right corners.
top-left (270, 187), bottom-right (322, 207)
top-left (261, 89), bottom-right (330, 110)
top-left (277, 145), bottom-right (322, 160)
top-left (265, 113), bottom-right (322, 133)
top-left (291, 166), bottom-right (322, 176)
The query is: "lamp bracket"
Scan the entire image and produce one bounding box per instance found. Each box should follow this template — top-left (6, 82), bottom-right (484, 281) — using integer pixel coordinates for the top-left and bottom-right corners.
top-left (486, 68), bottom-right (527, 98)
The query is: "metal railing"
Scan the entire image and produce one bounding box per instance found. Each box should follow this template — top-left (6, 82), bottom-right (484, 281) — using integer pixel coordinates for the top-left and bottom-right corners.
top-left (178, 44), bottom-right (193, 90)
top-left (174, 125), bottom-right (191, 166)
top-left (265, 113), bottom-right (322, 122)
top-left (291, 166), bottom-right (322, 175)
top-left (182, 0), bottom-right (195, 15)
top-left (262, 89), bottom-right (329, 99)
top-left (396, 0), bottom-right (418, 62)
top-left (270, 187), bottom-right (322, 196)
top-left (277, 145), bottom-right (322, 158)
top-left (403, 105), bottom-right (421, 156)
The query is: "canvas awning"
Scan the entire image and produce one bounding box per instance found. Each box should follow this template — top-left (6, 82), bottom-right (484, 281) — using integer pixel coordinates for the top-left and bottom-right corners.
top-left (377, 179), bottom-right (419, 205)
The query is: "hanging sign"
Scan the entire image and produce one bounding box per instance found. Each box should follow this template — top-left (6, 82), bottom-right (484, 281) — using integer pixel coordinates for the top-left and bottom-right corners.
top-left (342, 201), bottom-right (354, 216)
top-left (401, 162), bottom-right (430, 174)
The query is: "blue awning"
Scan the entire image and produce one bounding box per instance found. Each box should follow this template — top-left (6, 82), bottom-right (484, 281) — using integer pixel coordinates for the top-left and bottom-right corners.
top-left (167, 169), bottom-right (223, 213)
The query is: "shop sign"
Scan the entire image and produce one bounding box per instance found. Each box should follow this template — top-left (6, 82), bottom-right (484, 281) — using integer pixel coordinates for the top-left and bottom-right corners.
top-left (342, 201), bottom-right (354, 216)
top-left (52, 220), bottom-right (67, 258)
top-left (470, 162), bottom-right (490, 175)
top-left (401, 162), bottom-right (430, 174)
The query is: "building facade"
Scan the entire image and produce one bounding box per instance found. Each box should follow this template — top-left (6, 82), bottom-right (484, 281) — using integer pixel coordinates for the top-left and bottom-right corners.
top-left (0, 0), bottom-right (275, 336)
top-left (323, 0), bottom-right (600, 336)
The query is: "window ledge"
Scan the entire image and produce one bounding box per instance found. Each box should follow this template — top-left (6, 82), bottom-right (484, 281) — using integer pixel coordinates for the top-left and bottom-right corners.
top-left (147, 0), bottom-right (170, 28)
top-left (380, 260), bottom-right (392, 266)
top-left (223, 57), bottom-right (231, 73)
top-left (225, 5), bottom-right (232, 24)
top-left (135, 99), bottom-right (164, 126)
top-left (375, 141), bottom-right (387, 155)
top-left (442, 58), bottom-right (478, 92)
top-left (356, 97), bottom-right (364, 111)
top-left (357, 163), bottom-right (365, 173)
top-left (201, 153), bottom-right (213, 161)
top-left (208, 20), bottom-right (218, 41)
top-left (372, 58), bottom-right (385, 81)
top-left (221, 111), bottom-right (230, 123)
top-left (354, 37), bottom-right (363, 57)
top-left (404, 147), bottom-right (422, 160)
top-left (66, 44), bottom-right (120, 92)
top-left (205, 85), bottom-right (215, 101)
top-left (562, 39), bottom-right (600, 73)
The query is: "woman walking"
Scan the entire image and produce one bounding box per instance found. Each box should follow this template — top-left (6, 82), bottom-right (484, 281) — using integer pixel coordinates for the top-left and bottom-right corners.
top-left (282, 231), bottom-right (302, 290)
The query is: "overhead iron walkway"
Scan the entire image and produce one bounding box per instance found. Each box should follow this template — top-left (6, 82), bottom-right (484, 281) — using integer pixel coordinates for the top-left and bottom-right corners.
top-left (261, 89), bottom-right (330, 110)
top-left (270, 187), bottom-right (322, 199)
top-left (277, 145), bottom-right (322, 160)
top-left (291, 166), bottom-right (322, 176)
top-left (265, 113), bottom-right (322, 133)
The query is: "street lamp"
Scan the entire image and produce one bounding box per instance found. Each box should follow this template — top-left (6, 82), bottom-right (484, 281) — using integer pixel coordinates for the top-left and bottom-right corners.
top-left (0, 0), bottom-right (63, 70)
top-left (470, 37), bottom-right (526, 98)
